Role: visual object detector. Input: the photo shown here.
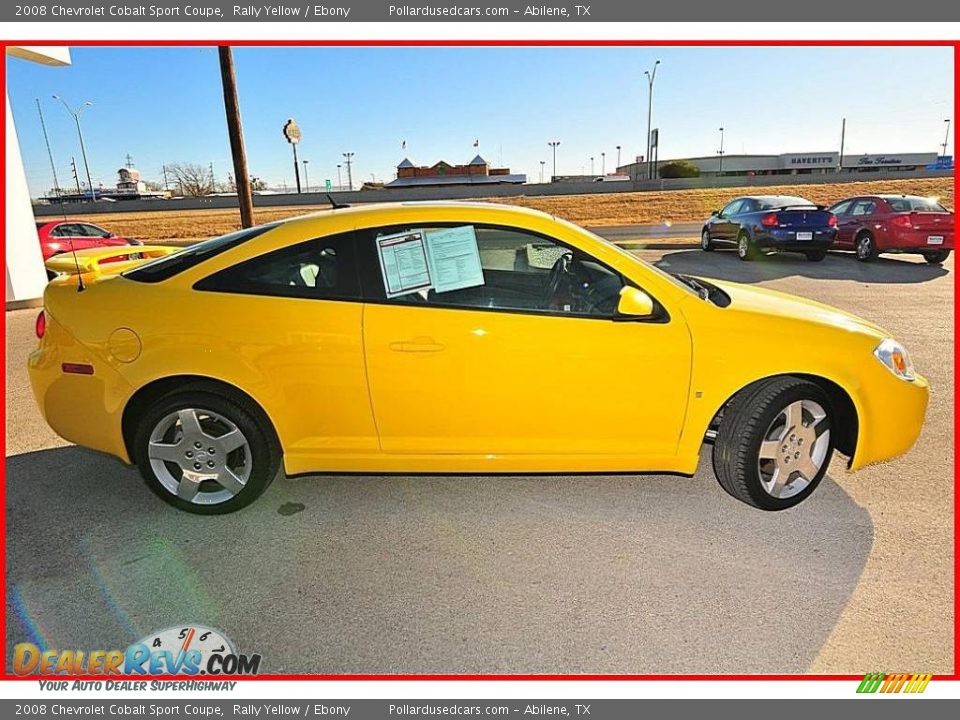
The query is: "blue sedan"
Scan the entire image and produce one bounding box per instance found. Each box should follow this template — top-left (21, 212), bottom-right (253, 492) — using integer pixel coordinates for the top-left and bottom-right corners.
top-left (701, 195), bottom-right (838, 261)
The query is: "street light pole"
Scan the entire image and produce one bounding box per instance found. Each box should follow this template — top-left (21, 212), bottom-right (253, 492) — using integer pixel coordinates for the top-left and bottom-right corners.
top-left (942, 118), bottom-right (952, 163)
top-left (590, 156), bottom-right (594, 176)
top-left (601, 151), bottom-right (606, 176)
top-left (302, 159), bottom-right (310, 193)
top-left (53, 95), bottom-right (95, 200)
top-left (644, 59), bottom-right (661, 180)
top-left (539, 160), bottom-right (545, 183)
top-left (336, 164), bottom-right (342, 190)
top-left (548, 141), bottom-right (560, 181)
top-left (718, 127), bottom-right (725, 176)
top-left (616, 145), bottom-right (621, 170)
top-left (342, 152), bottom-right (354, 190)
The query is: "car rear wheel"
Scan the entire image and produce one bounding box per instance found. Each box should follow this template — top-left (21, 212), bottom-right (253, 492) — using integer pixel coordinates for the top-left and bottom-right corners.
top-left (701, 229), bottom-right (715, 251)
top-left (855, 233), bottom-right (878, 262)
top-left (712, 377), bottom-right (834, 510)
top-left (804, 249), bottom-right (828, 262)
top-left (737, 232), bottom-right (758, 261)
top-left (923, 249), bottom-right (951, 265)
top-left (134, 389), bottom-right (281, 514)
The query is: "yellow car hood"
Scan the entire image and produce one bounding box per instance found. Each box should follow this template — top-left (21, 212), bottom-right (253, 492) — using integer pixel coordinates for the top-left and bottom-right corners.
top-left (706, 277), bottom-right (888, 340)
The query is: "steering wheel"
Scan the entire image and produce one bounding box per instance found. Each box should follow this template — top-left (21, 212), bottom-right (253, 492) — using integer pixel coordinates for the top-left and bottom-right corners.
top-left (542, 251), bottom-right (575, 310)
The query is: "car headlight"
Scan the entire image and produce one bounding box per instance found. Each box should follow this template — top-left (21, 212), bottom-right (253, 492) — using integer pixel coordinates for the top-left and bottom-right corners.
top-left (874, 338), bottom-right (915, 381)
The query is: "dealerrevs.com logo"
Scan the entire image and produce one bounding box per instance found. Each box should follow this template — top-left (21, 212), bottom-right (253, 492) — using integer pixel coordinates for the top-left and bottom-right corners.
top-left (856, 673), bottom-right (933, 694)
top-left (14, 625), bottom-right (262, 676)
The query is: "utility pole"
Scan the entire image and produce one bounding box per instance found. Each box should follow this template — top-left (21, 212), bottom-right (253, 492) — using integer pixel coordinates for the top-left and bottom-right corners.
top-left (548, 140), bottom-right (560, 181)
top-left (36, 98), bottom-right (61, 198)
top-left (718, 127), bottom-right (725, 176)
top-left (539, 160), bottom-right (545, 183)
top-left (53, 95), bottom-right (95, 200)
top-left (218, 46), bottom-right (254, 228)
top-left (161, 163), bottom-right (170, 191)
top-left (941, 118), bottom-right (952, 163)
top-left (839, 117), bottom-right (846, 173)
top-left (70, 157), bottom-right (81, 196)
top-left (302, 159), bottom-right (310, 192)
top-left (337, 164), bottom-right (343, 190)
top-left (125, 153), bottom-right (135, 169)
top-left (644, 59), bottom-right (661, 180)
top-left (342, 152), bottom-right (354, 190)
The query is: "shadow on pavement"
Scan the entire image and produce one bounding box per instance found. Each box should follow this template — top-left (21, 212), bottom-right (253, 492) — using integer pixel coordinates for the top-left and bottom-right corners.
top-left (6, 445), bottom-right (873, 674)
top-left (654, 248), bottom-right (948, 285)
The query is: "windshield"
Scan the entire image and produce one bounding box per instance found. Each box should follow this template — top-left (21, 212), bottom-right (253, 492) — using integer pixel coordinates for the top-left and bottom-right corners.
top-left (756, 196), bottom-right (815, 210)
top-left (124, 223), bottom-right (278, 283)
top-left (886, 196), bottom-right (949, 213)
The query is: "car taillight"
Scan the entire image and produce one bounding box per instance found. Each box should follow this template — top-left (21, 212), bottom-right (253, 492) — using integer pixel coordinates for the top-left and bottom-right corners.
top-left (827, 213), bottom-right (838, 227)
top-left (761, 212), bottom-right (779, 227)
top-left (35, 311), bottom-right (46, 339)
top-left (892, 215), bottom-right (913, 228)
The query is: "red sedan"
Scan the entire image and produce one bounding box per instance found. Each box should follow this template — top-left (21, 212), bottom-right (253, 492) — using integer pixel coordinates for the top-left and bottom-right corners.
top-left (36, 220), bottom-right (141, 277)
top-left (827, 195), bottom-right (954, 264)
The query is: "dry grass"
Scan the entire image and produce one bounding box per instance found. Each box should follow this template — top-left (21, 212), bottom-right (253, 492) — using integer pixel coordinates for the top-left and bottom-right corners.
top-left (75, 177), bottom-right (954, 245)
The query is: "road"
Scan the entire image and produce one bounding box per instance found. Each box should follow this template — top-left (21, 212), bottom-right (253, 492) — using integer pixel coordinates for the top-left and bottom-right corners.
top-left (4, 247), bottom-right (953, 675)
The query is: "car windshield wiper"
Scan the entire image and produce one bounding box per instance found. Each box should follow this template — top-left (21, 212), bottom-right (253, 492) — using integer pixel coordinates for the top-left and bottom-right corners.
top-left (675, 273), bottom-right (711, 301)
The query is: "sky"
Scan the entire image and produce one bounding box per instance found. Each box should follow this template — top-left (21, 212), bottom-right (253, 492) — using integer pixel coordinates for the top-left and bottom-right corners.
top-left (6, 45), bottom-right (954, 196)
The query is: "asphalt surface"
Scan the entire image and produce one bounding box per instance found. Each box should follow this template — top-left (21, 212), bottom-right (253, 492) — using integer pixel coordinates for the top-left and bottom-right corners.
top-left (4, 247), bottom-right (953, 675)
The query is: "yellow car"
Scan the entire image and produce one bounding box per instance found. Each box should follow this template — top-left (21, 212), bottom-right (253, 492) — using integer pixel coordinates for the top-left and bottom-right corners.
top-left (28, 202), bottom-right (928, 514)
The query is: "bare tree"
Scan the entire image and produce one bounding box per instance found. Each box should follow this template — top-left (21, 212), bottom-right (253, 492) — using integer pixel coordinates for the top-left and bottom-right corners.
top-left (167, 162), bottom-right (215, 197)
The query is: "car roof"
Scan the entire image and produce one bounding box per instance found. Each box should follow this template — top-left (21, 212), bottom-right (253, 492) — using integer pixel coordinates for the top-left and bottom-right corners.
top-left (738, 195), bottom-right (814, 203)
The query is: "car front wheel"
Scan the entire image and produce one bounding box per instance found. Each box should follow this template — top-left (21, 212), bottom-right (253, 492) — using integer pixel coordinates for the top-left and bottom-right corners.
top-left (134, 389), bottom-right (281, 514)
top-left (701, 229), bottom-right (715, 251)
top-left (712, 377), bottom-right (834, 510)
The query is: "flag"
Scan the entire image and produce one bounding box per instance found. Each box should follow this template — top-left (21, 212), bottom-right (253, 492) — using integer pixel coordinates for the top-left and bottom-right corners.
top-left (473, 139), bottom-right (479, 147)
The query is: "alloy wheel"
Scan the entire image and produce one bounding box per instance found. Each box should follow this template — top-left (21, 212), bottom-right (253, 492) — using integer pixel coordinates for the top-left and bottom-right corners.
top-left (147, 408), bottom-right (252, 505)
top-left (757, 399), bottom-right (831, 499)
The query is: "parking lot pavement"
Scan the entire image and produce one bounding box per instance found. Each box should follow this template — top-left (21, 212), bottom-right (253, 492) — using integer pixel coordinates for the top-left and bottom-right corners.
top-left (4, 248), bottom-right (953, 674)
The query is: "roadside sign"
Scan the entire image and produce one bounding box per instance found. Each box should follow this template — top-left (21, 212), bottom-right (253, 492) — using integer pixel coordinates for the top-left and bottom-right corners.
top-left (325, 179), bottom-right (332, 191)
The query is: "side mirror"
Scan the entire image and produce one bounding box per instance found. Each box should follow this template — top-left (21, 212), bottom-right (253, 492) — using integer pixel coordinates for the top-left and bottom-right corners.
top-left (713, 209), bottom-right (722, 217)
top-left (616, 286), bottom-right (655, 319)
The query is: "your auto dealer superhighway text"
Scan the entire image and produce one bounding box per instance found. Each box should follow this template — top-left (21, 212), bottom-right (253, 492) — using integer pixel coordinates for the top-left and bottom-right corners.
top-left (47, 4), bottom-right (351, 18)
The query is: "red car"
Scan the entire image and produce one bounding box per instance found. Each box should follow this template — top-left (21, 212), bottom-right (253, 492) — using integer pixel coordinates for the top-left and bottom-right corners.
top-left (827, 195), bottom-right (954, 264)
top-left (36, 220), bottom-right (142, 278)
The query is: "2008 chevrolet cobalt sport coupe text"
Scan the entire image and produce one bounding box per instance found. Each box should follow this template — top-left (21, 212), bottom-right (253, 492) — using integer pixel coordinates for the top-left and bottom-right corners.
top-left (28, 202), bottom-right (928, 514)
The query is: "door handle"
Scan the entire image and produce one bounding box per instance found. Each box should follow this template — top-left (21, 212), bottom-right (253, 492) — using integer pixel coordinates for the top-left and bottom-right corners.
top-left (389, 337), bottom-right (445, 353)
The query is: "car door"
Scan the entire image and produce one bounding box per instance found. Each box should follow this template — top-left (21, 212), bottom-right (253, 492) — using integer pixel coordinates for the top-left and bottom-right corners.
top-left (360, 222), bottom-right (693, 458)
top-left (829, 200), bottom-right (856, 246)
top-left (77, 223), bottom-right (116, 247)
top-left (848, 199), bottom-right (878, 246)
top-left (712, 200), bottom-right (743, 241)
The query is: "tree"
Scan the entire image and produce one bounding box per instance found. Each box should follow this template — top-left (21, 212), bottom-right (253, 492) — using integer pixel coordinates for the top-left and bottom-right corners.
top-left (659, 160), bottom-right (701, 179)
top-left (167, 162), bottom-right (215, 196)
top-left (250, 176), bottom-right (267, 192)
top-left (143, 180), bottom-right (164, 192)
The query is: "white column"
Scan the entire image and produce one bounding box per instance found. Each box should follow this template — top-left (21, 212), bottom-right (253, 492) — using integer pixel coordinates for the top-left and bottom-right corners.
top-left (5, 46), bottom-right (71, 306)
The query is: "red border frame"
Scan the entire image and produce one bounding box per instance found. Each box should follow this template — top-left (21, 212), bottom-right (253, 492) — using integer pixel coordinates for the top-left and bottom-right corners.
top-left (1, 37), bottom-right (957, 684)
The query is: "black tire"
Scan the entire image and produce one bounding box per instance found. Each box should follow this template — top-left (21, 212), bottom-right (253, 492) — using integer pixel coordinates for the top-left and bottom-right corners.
top-left (133, 387), bottom-right (281, 514)
top-left (855, 232), bottom-right (878, 262)
top-left (736, 232), bottom-right (758, 261)
top-left (804, 249), bottom-right (828, 262)
top-left (701, 229), bottom-right (715, 252)
top-left (923, 249), bottom-right (951, 265)
top-left (711, 376), bottom-right (835, 511)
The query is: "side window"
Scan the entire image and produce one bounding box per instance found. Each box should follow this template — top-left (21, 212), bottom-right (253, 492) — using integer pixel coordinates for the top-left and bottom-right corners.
top-left (721, 200), bottom-right (743, 216)
top-left (830, 200), bottom-right (853, 216)
top-left (51, 224), bottom-right (80, 237)
top-left (195, 231), bottom-right (361, 300)
top-left (367, 224), bottom-right (626, 319)
top-left (738, 199), bottom-right (756, 214)
top-left (79, 224), bottom-right (111, 238)
top-left (851, 200), bottom-right (876, 217)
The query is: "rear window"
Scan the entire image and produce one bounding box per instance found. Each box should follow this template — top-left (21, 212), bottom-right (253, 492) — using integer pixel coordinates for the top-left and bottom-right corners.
top-left (756, 196), bottom-right (816, 210)
top-left (125, 224), bottom-right (277, 283)
top-left (885, 197), bottom-right (948, 213)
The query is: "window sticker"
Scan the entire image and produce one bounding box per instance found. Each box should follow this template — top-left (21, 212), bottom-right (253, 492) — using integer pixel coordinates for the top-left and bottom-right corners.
top-left (423, 226), bottom-right (485, 294)
top-left (375, 230), bottom-right (433, 298)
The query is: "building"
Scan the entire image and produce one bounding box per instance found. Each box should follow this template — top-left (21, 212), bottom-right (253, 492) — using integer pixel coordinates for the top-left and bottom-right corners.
top-left (617, 151), bottom-right (945, 181)
top-left (385, 155), bottom-right (526, 188)
top-left (43, 164), bottom-right (168, 203)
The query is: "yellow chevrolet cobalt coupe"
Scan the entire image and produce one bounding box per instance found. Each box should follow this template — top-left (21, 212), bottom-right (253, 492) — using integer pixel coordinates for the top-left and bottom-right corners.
top-left (29, 202), bottom-right (928, 514)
